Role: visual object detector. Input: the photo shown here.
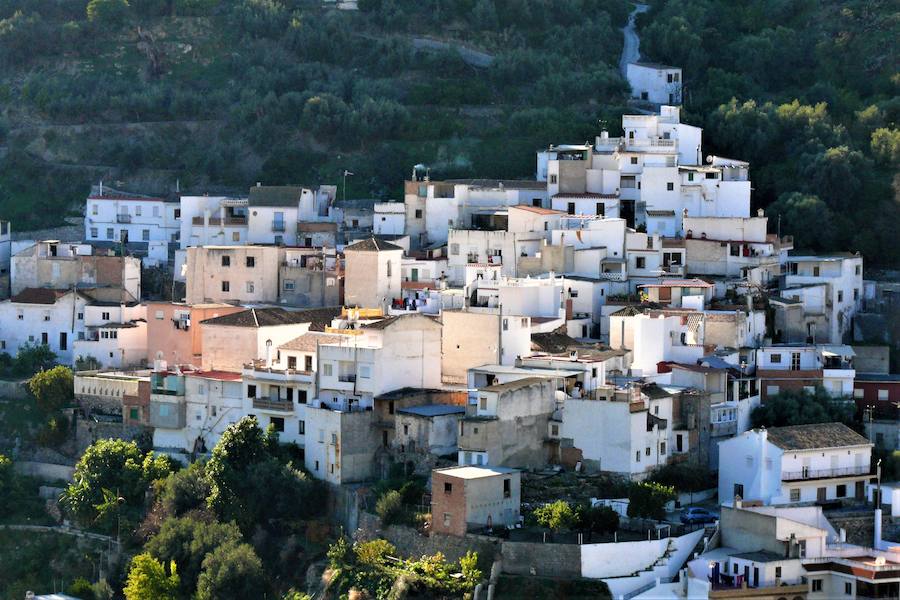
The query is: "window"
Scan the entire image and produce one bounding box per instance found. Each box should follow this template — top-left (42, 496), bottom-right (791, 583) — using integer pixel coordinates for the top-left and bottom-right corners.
top-left (767, 385), bottom-right (780, 396)
top-left (550, 174), bottom-right (557, 184)
top-left (636, 256), bottom-right (646, 269)
top-left (315, 460), bottom-right (319, 471)
top-left (775, 566), bottom-right (781, 579)
top-left (129, 407), bottom-right (139, 420)
top-left (567, 202), bottom-right (575, 215)
top-left (838, 290), bottom-right (843, 302)
top-left (770, 353), bottom-right (782, 364)
top-left (298, 420), bottom-right (305, 435)
top-left (667, 182), bottom-right (674, 191)
top-left (247, 384), bottom-right (257, 398)
top-left (246, 256), bottom-right (255, 268)
top-left (142, 229), bottom-right (150, 241)
top-left (844, 582), bottom-right (852, 595)
top-left (504, 478), bottom-right (511, 498)
top-left (287, 356), bottom-right (297, 370)
top-left (853, 388), bottom-right (864, 399)
top-left (502, 319), bottom-right (508, 331)
top-left (323, 363), bottom-right (332, 376)
top-left (270, 417), bottom-right (284, 432)
top-left (645, 447), bottom-right (651, 456)
top-left (811, 579), bottom-right (822, 592)
top-left (596, 202), bottom-right (605, 216)
top-left (106, 228), bottom-right (114, 240)
top-left (660, 442), bottom-right (666, 455)
top-left (836, 484), bottom-right (846, 498)
top-left (305, 356), bottom-right (313, 371)
top-left (791, 352), bottom-right (801, 371)
top-left (102, 311), bottom-right (110, 320)
top-left (155, 310), bottom-right (164, 320)
top-left (790, 488), bottom-right (801, 502)
top-left (855, 265), bottom-right (861, 275)
top-left (386, 260), bottom-right (392, 277)
top-left (630, 156), bottom-right (638, 165)
top-left (878, 389), bottom-right (889, 401)
top-left (450, 243), bottom-right (459, 255)
top-left (636, 451), bottom-right (641, 462)
top-left (90, 227), bottom-right (98, 238)
top-left (174, 209), bottom-right (181, 219)
top-left (331, 432), bottom-right (337, 444)
top-left (359, 365), bottom-right (371, 379)
top-left (221, 281), bottom-right (230, 293)
top-left (91, 203), bottom-right (98, 215)
top-left (854, 288), bottom-right (859, 300)
top-left (221, 255), bottom-right (230, 267)
top-left (687, 172), bottom-right (694, 182)
top-left (246, 281), bottom-right (254, 293)
top-left (298, 390), bottom-right (307, 404)
top-left (705, 172), bottom-right (717, 180)
top-left (444, 482), bottom-right (452, 494)
top-left (479, 397), bottom-right (487, 410)
top-left (283, 280), bottom-right (295, 291)
top-left (415, 209), bottom-right (422, 219)
top-left (813, 266), bottom-right (820, 277)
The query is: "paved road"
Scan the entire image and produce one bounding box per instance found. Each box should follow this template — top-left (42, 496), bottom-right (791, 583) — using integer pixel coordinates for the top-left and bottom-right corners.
top-left (620, 3), bottom-right (650, 77)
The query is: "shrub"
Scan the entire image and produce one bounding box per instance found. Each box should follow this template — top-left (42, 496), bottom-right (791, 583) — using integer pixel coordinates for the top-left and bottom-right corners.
top-left (628, 481), bottom-right (676, 520)
top-left (375, 490), bottom-right (402, 526)
top-left (533, 500), bottom-right (577, 532)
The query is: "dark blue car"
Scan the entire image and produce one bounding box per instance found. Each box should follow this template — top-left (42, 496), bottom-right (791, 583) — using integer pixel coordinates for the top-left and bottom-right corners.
top-left (680, 507), bottom-right (718, 525)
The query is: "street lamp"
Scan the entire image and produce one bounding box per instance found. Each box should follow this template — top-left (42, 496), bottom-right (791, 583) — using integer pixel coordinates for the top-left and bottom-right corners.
top-left (342, 170), bottom-right (354, 203)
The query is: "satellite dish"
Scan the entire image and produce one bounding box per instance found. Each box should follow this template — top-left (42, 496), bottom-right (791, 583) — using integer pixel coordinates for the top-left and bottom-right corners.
top-left (706, 155), bottom-right (714, 164)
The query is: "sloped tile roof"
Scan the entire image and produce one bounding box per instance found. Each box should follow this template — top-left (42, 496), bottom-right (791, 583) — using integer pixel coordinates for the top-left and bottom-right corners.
top-left (345, 237), bottom-right (403, 252)
top-left (200, 306), bottom-right (341, 330)
top-left (765, 422), bottom-right (871, 451)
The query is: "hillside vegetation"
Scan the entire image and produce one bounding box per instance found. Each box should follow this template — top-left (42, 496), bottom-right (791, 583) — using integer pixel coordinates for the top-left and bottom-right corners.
top-left (0, 0), bottom-right (897, 265)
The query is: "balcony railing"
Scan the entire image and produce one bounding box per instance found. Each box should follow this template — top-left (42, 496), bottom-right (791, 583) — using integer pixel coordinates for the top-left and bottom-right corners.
top-left (598, 271), bottom-right (626, 281)
top-left (252, 397), bottom-right (294, 412)
top-left (338, 374), bottom-right (357, 383)
top-left (116, 214), bottom-right (132, 223)
top-left (782, 465), bottom-right (872, 482)
top-left (151, 388), bottom-right (182, 396)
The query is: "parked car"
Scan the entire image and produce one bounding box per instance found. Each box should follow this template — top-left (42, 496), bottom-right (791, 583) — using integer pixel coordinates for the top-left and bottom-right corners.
top-left (680, 507), bottom-right (718, 525)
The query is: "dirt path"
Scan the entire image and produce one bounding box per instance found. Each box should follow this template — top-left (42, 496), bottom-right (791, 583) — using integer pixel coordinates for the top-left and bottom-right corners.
top-left (620, 3), bottom-right (649, 76)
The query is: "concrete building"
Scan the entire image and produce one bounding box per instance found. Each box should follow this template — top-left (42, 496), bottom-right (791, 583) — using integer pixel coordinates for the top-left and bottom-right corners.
top-left (718, 423), bottom-right (872, 506)
top-left (626, 62), bottom-right (682, 105)
top-left (199, 306), bottom-right (341, 372)
top-left (756, 344), bottom-right (856, 401)
top-left (560, 383), bottom-right (673, 477)
top-left (343, 238), bottom-right (403, 311)
top-left (0, 220), bottom-right (11, 299)
top-left (184, 245), bottom-right (282, 305)
top-left (447, 229), bottom-right (546, 284)
top-left (85, 185), bottom-right (180, 245)
top-left (781, 254), bottom-right (864, 344)
top-left (373, 202), bottom-right (406, 236)
top-left (440, 309), bottom-right (533, 385)
top-left (279, 247), bottom-right (343, 308)
top-left (11, 241), bottom-right (141, 299)
top-left (393, 404), bottom-right (465, 457)
top-left (145, 302), bottom-right (244, 367)
top-left (430, 466), bottom-right (521, 537)
top-left (458, 377), bottom-right (556, 469)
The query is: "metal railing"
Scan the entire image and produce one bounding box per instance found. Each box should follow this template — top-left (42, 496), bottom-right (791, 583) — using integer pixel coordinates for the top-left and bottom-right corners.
top-left (338, 374), bottom-right (357, 383)
top-left (782, 465), bottom-right (871, 481)
top-left (116, 214), bottom-right (131, 223)
top-left (251, 397), bottom-right (294, 412)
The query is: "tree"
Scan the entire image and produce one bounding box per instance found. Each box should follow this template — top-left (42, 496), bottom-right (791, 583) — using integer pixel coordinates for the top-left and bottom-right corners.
top-left (751, 387), bottom-right (856, 428)
top-left (871, 128), bottom-right (900, 166)
top-left (533, 500), bottom-right (577, 532)
top-left (86, 0), bottom-right (131, 25)
top-left (196, 542), bottom-right (266, 600)
top-left (12, 343), bottom-right (57, 376)
top-left (205, 416), bottom-right (267, 521)
top-left (146, 517), bottom-right (243, 596)
top-left (766, 192), bottom-right (837, 252)
top-left (61, 439), bottom-right (174, 532)
top-left (156, 461), bottom-right (210, 518)
top-left (627, 481), bottom-right (675, 520)
top-left (124, 553), bottom-right (179, 600)
top-left (578, 504), bottom-right (619, 536)
top-left (28, 365), bottom-right (73, 414)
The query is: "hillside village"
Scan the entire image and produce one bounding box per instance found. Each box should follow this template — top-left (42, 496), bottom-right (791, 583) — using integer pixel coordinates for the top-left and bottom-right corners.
top-left (1, 76), bottom-right (899, 598)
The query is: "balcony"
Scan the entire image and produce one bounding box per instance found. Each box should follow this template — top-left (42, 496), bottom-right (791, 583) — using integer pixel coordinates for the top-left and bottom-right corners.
top-left (116, 214), bottom-right (132, 223)
top-left (251, 397), bottom-right (294, 413)
top-left (338, 374), bottom-right (357, 383)
top-left (242, 360), bottom-right (313, 382)
top-left (598, 271), bottom-right (627, 281)
top-left (710, 420), bottom-right (737, 437)
top-left (191, 216), bottom-right (247, 226)
top-left (272, 220), bottom-right (286, 232)
top-left (782, 465), bottom-right (872, 482)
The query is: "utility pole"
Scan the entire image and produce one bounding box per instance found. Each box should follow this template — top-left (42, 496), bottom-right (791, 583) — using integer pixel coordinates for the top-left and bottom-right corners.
top-left (342, 170), bottom-right (354, 203)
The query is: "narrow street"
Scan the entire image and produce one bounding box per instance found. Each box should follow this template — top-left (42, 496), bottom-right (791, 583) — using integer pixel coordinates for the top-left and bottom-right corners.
top-left (620, 3), bottom-right (649, 76)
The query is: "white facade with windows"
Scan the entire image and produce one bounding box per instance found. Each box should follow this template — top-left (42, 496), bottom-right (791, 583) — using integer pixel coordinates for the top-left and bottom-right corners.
top-left (626, 62), bottom-right (683, 105)
top-left (85, 187), bottom-right (180, 245)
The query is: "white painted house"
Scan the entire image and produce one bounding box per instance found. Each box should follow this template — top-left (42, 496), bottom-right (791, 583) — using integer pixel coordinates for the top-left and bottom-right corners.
top-left (718, 423), bottom-right (872, 506)
top-left (85, 185), bottom-right (180, 245)
top-left (782, 254), bottom-right (864, 344)
top-left (626, 62), bottom-right (683, 105)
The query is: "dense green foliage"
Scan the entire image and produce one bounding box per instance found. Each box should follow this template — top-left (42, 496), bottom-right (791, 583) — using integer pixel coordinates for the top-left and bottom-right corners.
top-left (639, 0), bottom-right (899, 265)
top-left (0, 344), bottom-right (58, 379)
top-left (61, 438), bottom-right (175, 533)
top-left (649, 463), bottom-right (714, 493)
top-left (0, 530), bottom-right (104, 599)
top-left (627, 481), bottom-right (676, 520)
top-left (533, 499), bottom-right (578, 532)
top-left (327, 537), bottom-right (482, 599)
top-left (751, 387), bottom-right (857, 428)
top-left (28, 365), bottom-right (74, 414)
top-left (124, 553), bottom-right (180, 600)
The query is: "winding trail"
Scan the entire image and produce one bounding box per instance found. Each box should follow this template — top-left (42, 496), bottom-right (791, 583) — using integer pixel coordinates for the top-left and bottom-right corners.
top-left (620, 3), bottom-right (650, 76)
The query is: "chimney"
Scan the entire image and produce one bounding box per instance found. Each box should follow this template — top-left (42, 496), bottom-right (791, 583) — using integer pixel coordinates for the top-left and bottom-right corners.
top-left (256, 182), bottom-right (261, 187)
top-left (757, 208), bottom-right (764, 217)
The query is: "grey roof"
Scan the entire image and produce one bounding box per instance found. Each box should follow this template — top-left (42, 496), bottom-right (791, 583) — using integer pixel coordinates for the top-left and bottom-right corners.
top-left (481, 377), bottom-right (547, 393)
top-left (397, 404), bottom-right (466, 417)
top-left (446, 178), bottom-right (546, 190)
top-left (248, 185), bottom-right (306, 207)
top-left (345, 237), bottom-right (403, 252)
top-left (279, 332), bottom-right (343, 352)
top-left (200, 306), bottom-right (341, 330)
top-left (765, 423), bottom-right (871, 451)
